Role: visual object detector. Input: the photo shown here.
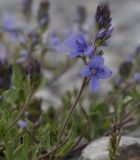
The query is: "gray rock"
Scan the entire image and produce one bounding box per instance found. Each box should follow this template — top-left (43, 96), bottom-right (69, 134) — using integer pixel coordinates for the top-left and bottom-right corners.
top-left (80, 136), bottom-right (140, 160)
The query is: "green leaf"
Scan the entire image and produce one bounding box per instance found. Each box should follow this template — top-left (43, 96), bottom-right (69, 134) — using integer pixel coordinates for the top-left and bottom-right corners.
top-left (0, 110), bottom-right (10, 138)
top-left (13, 134), bottom-right (29, 160)
top-left (123, 95), bottom-right (132, 104)
top-left (5, 142), bottom-right (14, 160)
top-left (56, 140), bottom-right (73, 158)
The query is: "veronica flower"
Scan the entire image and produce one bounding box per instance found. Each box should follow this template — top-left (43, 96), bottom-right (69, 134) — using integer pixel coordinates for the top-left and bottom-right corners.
top-left (134, 73), bottom-right (140, 82)
top-left (64, 34), bottom-right (94, 58)
top-left (80, 55), bottom-right (112, 92)
top-left (17, 119), bottom-right (27, 128)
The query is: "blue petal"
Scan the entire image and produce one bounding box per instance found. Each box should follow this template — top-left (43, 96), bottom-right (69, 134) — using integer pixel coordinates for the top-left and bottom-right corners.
top-left (134, 73), bottom-right (140, 82)
top-left (64, 34), bottom-right (85, 50)
top-left (76, 35), bottom-right (86, 44)
top-left (90, 55), bottom-right (104, 68)
top-left (89, 76), bottom-right (99, 92)
top-left (69, 50), bottom-right (80, 58)
top-left (97, 66), bottom-right (112, 79)
top-left (80, 65), bottom-right (91, 77)
top-left (64, 35), bottom-right (78, 49)
top-left (84, 46), bottom-right (94, 56)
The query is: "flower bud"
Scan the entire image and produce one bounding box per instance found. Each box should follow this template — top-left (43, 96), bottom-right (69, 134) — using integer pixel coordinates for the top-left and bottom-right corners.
top-left (37, 0), bottom-right (50, 31)
top-left (21, 0), bottom-right (32, 18)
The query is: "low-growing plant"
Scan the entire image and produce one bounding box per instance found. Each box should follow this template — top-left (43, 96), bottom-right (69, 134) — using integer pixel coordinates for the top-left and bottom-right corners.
top-left (0, 1), bottom-right (140, 160)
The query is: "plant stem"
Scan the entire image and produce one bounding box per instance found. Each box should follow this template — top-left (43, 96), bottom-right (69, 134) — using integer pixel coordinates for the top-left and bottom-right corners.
top-left (59, 122), bottom-right (87, 160)
top-left (5, 87), bottom-right (33, 133)
top-left (35, 139), bottom-right (69, 160)
top-left (59, 77), bottom-right (87, 139)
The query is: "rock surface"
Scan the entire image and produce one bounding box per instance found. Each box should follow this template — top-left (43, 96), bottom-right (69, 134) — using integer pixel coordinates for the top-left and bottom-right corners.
top-left (80, 136), bottom-right (140, 160)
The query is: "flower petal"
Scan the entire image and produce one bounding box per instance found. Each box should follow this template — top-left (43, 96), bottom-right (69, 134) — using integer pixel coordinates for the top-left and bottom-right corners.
top-left (64, 35), bottom-right (78, 49)
top-left (80, 65), bottom-right (91, 77)
top-left (84, 46), bottom-right (94, 56)
top-left (97, 66), bottom-right (112, 79)
top-left (64, 34), bottom-right (85, 50)
top-left (134, 73), bottom-right (140, 82)
top-left (69, 50), bottom-right (81, 58)
top-left (89, 76), bottom-right (99, 92)
top-left (76, 34), bottom-right (85, 44)
top-left (90, 55), bottom-right (104, 68)
top-left (17, 119), bottom-right (27, 128)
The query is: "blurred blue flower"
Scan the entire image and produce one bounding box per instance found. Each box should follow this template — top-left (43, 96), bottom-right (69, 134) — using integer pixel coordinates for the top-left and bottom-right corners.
top-left (64, 34), bottom-right (94, 58)
top-left (134, 73), bottom-right (140, 82)
top-left (48, 31), bottom-right (63, 52)
top-left (2, 13), bottom-right (15, 31)
top-left (17, 119), bottom-right (27, 128)
top-left (80, 55), bottom-right (112, 92)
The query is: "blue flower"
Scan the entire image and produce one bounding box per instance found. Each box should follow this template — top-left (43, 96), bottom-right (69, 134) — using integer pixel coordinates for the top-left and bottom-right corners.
top-left (134, 73), bottom-right (140, 82)
top-left (17, 119), bottom-right (27, 128)
top-left (80, 55), bottom-right (112, 92)
top-left (64, 34), bottom-right (94, 58)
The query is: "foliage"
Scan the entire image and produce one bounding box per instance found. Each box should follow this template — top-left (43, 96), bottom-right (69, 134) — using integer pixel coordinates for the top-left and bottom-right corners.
top-left (0, 1), bottom-right (140, 160)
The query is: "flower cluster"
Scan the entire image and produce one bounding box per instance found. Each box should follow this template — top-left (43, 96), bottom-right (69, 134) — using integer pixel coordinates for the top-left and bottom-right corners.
top-left (94, 3), bottom-right (113, 47)
top-left (65, 3), bottom-right (113, 92)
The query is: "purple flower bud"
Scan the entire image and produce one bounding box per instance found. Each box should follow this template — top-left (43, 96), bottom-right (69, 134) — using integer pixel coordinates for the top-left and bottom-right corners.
top-left (94, 3), bottom-right (113, 48)
top-left (96, 28), bottom-right (106, 39)
top-left (21, 0), bottom-right (32, 17)
top-left (37, 0), bottom-right (50, 31)
top-left (28, 30), bottom-right (40, 48)
top-left (95, 3), bottom-right (111, 30)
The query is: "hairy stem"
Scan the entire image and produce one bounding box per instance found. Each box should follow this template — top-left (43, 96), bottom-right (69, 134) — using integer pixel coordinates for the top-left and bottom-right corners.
top-left (35, 138), bottom-right (69, 160)
top-left (59, 77), bottom-right (87, 139)
top-left (60, 122), bottom-right (87, 160)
